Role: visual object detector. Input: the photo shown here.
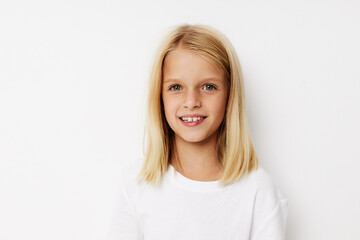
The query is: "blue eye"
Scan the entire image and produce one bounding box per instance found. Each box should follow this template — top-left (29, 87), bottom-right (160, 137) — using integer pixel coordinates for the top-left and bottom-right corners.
top-left (203, 84), bottom-right (216, 90)
top-left (170, 85), bottom-right (182, 91)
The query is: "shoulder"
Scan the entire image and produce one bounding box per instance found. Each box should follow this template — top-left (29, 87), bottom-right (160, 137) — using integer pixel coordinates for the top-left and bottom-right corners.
top-left (118, 157), bottom-right (145, 190)
top-left (246, 166), bottom-right (287, 203)
top-left (248, 166), bottom-right (288, 226)
top-left (247, 167), bottom-right (288, 238)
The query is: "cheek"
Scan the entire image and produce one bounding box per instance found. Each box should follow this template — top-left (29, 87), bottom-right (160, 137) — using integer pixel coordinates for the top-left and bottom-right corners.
top-left (211, 97), bottom-right (227, 117)
top-left (162, 96), bottom-right (176, 119)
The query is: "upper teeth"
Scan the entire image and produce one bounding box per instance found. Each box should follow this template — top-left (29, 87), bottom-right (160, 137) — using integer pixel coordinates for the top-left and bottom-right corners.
top-left (181, 117), bottom-right (204, 122)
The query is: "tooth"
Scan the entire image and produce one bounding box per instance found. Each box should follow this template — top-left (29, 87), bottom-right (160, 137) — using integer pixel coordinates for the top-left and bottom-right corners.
top-left (182, 117), bottom-right (205, 122)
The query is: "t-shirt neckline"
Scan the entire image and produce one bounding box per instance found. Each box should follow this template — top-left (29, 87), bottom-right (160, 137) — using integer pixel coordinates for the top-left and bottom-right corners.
top-left (168, 164), bottom-right (222, 191)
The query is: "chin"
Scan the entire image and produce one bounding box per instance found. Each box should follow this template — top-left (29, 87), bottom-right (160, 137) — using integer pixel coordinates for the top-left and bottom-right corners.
top-left (179, 135), bottom-right (209, 144)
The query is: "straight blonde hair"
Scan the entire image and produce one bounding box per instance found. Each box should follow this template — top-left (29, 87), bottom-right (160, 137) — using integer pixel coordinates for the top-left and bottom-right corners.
top-left (136, 23), bottom-right (258, 186)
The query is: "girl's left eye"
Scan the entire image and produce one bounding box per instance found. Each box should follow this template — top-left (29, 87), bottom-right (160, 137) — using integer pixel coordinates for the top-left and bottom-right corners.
top-left (202, 84), bottom-right (216, 90)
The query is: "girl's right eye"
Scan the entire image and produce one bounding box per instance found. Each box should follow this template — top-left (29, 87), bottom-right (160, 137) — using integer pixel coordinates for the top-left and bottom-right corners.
top-left (169, 85), bottom-right (182, 91)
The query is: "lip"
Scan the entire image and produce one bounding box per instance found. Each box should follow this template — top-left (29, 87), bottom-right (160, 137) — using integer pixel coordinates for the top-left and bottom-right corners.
top-left (178, 114), bottom-right (207, 118)
top-left (179, 116), bottom-right (206, 127)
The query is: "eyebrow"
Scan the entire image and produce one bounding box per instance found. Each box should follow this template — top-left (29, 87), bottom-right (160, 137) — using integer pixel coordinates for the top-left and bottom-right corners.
top-left (163, 77), bottom-right (223, 84)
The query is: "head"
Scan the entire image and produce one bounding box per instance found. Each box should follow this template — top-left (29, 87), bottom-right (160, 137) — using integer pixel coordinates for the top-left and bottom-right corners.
top-left (161, 43), bottom-right (229, 153)
top-left (136, 24), bottom-right (258, 186)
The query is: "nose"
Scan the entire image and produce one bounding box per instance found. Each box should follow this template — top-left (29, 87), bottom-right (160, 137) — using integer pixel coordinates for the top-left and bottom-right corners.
top-left (183, 89), bottom-right (201, 109)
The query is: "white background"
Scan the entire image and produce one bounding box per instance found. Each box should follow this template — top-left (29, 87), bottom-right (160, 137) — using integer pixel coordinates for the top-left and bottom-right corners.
top-left (1, 0), bottom-right (359, 239)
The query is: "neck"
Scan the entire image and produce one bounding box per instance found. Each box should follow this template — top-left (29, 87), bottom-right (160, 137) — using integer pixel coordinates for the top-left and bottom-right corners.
top-left (171, 132), bottom-right (222, 181)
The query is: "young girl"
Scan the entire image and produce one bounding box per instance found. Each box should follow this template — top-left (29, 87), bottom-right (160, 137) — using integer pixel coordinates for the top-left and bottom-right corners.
top-left (107, 24), bottom-right (288, 240)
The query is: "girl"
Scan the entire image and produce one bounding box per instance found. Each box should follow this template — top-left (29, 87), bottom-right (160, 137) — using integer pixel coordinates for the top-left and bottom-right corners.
top-left (107, 24), bottom-right (288, 240)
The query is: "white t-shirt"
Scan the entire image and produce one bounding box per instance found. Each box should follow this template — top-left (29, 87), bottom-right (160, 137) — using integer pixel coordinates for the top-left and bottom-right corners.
top-left (106, 158), bottom-right (288, 240)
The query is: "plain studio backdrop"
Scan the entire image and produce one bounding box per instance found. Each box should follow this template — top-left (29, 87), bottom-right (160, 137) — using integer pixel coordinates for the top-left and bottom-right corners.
top-left (0, 0), bottom-right (359, 239)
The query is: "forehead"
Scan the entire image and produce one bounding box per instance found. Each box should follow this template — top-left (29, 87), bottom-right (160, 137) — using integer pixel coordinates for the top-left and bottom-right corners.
top-left (162, 48), bottom-right (225, 82)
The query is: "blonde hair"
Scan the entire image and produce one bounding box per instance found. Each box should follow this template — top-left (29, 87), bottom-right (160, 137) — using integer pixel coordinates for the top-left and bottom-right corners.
top-left (136, 23), bottom-right (258, 186)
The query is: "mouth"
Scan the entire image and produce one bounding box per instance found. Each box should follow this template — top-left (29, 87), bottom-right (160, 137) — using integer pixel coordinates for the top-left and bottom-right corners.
top-left (179, 116), bottom-right (207, 123)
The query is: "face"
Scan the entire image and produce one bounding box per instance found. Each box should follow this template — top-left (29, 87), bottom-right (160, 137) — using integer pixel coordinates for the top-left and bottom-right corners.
top-left (161, 47), bottom-right (229, 145)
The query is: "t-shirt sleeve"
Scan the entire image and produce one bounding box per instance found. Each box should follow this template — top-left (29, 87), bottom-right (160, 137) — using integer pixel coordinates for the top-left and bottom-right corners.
top-left (249, 181), bottom-right (288, 240)
top-left (106, 171), bottom-right (143, 240)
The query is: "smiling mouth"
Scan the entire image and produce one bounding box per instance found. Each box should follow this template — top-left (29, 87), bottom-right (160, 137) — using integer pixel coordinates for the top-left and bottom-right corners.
top-left (179, 116), bottom-right (207, 122)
